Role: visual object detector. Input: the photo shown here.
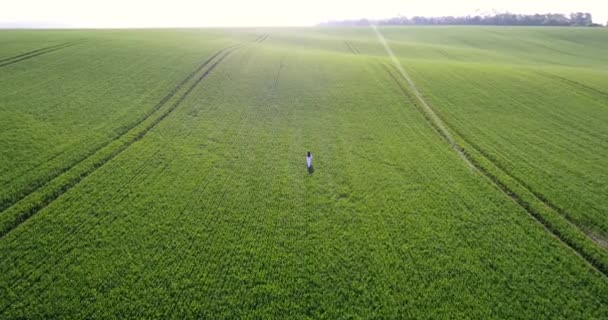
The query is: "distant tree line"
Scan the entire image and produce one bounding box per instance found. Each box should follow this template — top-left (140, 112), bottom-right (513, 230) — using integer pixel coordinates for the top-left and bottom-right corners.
top-left (320, 12), bottom-right (605, 27)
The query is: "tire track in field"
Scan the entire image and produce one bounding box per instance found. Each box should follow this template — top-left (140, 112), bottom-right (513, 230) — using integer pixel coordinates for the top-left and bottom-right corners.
top-left (0, 41), bottom-right (74, 62)
top-left (437, 112), bottom-right (608, 250)
top-left (421, 65), bottom-right (608, 244)
top-left (1, 146), bottom-right (174, 296)
top-left (254, 33), bottom-right (269, 43)
top-left (369, 14), bottom-right (608, 263)
top-left (0, 40), bottom-right (83, 63)
top-left (383, 64), bottom-right (608, 277)
top-left (0, 40), bottom-right (85, 68)
top-left (536, 71), bottom-right (608, 101)
top-left (344, 41), bottom-right (357, 55)
top-left (0, 45), bottom-right (237, 213)
top-left (273, 57), bottom-right (285, 90)
top-left (0, 45), bottom-right (240, 238)
top-left (344, 41), bottom-right (360, 55)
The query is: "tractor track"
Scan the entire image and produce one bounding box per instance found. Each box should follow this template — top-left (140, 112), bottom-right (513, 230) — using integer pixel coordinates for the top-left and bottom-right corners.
top-left (273, 57), bottom-right (285, 90)
top-left (442, 118), bottom-right (608, 249)
top-left (383, 64), bottom-right (608, 278)
top-left (0, 40), bottom-right (85, 68)
top-left (536, 71), bottom-right (608, 101)
top-left (254, 33), bottom-right (269, 43)
top-left (0, 41), bottom-right (76, 62)
top-left (0, 45), bottom-right (237, 213)
top-left (0, 45), bottom-right (240, 238)
top-left (344, 41), bottom-right (360, 55)
top-left (385, 65), bottom-right (605, 244)
top-left (389, 60), bottom-right (608, 248)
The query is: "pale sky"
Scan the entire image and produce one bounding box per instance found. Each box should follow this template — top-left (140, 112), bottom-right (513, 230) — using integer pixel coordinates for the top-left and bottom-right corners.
top-left (1, 0), bottom-right (607, 27)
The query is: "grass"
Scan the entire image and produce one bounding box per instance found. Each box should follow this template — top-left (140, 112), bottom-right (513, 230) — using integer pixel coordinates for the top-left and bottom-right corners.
top-left (0, 27), bottom-right (607, 318)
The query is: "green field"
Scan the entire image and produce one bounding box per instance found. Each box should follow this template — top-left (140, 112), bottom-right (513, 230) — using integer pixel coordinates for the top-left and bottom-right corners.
top-left (1, 26), bottom-right (607, 318)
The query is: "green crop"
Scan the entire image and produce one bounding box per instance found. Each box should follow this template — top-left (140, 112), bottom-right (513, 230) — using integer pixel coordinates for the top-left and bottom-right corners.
top-left (1, 27), bottom-right (607, 319)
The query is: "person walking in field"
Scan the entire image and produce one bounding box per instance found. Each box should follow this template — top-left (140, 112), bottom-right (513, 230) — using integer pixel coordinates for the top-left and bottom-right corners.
top-left (306, 151), bottom-right (313, 169)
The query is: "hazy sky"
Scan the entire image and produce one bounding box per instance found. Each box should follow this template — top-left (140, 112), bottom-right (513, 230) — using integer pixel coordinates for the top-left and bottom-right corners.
top-left (1, 0), bottom-right (607, 27)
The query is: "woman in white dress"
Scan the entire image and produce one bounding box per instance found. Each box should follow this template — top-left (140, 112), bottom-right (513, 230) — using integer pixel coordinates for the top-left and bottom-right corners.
top-left (306, 151), bottom-right (313, 169)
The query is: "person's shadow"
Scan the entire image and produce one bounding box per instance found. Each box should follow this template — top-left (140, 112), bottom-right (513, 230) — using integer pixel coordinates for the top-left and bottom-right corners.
top-left (307, 165), bottom-right (315, 175)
